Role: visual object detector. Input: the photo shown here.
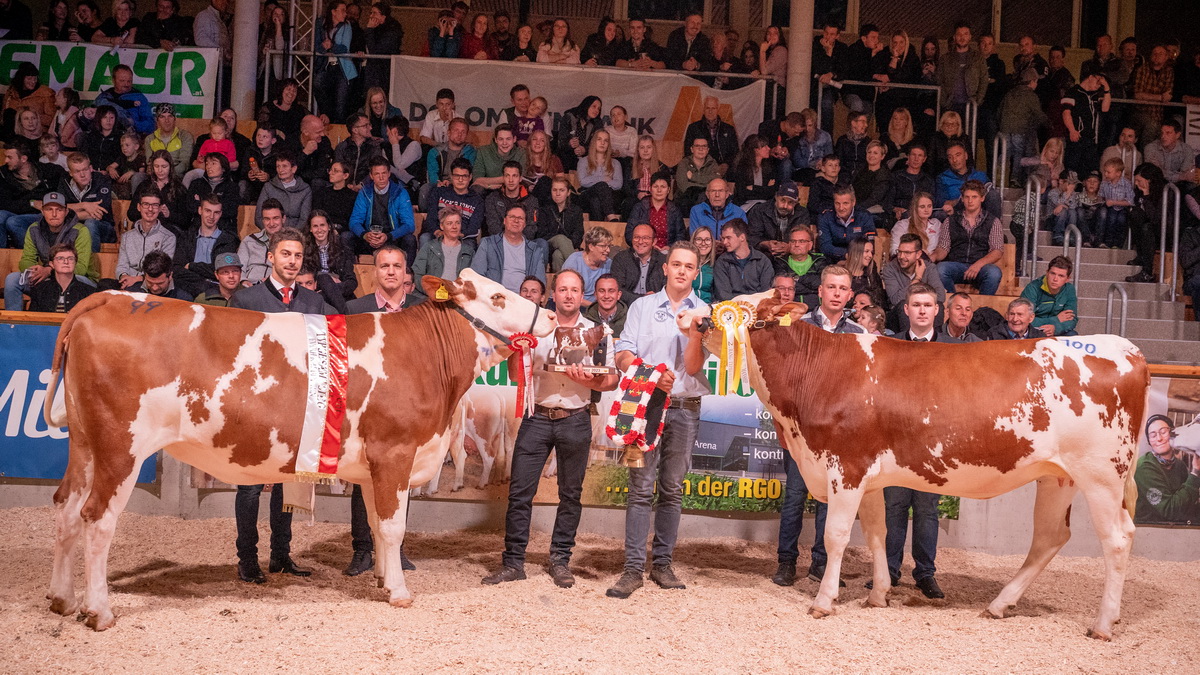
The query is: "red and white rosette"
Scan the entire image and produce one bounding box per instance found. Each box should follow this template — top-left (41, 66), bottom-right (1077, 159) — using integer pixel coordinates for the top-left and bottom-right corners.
top-left (507, 332), bottom-right (538, 418)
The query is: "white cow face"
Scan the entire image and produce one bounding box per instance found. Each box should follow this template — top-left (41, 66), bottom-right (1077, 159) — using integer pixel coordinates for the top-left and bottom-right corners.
top-left (1172, 418), bottom-right (1200, 455)
top-left (422, 269), bottom-right (558, 340)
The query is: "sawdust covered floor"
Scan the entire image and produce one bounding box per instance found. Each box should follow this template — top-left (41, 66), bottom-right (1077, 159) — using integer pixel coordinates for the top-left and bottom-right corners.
top-left (0, 506), bottom-right (1194, 674)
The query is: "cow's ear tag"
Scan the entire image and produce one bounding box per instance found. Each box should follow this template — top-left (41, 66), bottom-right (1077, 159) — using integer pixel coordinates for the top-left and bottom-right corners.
top-left (778, 313), bottom-right (792, 327)
top-left (435, 284), bottom-right (450, 301)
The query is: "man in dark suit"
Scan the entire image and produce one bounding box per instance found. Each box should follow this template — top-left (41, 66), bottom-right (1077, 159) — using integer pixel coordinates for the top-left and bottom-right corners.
top-left (878, 282), bottom-right (947, 599)
top-left (342, 245), bottom-right (419, 578)
top-left (227, 227), bottom-right (327, 584)
top-left (610, 224), bottom-right (666, 307)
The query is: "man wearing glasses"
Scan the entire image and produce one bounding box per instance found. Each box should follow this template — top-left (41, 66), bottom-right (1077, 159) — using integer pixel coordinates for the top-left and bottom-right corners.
top-left (116, 191), bottom-right (177, 290)
top-left (28, 243), bottom-right (96, 313)
top-left (771, 225), bottom-right (828, 307)
top-left (334, 113), bottom-right (383, 186)
top-left (4, 192), bottom-right (98, 311)
top-left (423, 158), bottom-right (484, 242)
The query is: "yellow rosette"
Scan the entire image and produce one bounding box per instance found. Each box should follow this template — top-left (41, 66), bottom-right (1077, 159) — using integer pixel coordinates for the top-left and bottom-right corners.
top-left (711, 300), bottom-right (754, 396)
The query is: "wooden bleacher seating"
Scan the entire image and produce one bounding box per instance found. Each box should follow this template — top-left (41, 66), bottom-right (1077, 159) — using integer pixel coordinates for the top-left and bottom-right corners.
top-left (174, 117), bottom-right (211, 140)
top-left (0, 248), bottom-right (117, 282)
top-left (584, 220), bottom-right (626, 249)
top-left (237, 206), bottom-right (258, 240)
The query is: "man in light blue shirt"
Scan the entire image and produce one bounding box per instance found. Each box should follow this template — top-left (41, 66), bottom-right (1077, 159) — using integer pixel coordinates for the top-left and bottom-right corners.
top-left (606, 241), bottom-right (711, 599)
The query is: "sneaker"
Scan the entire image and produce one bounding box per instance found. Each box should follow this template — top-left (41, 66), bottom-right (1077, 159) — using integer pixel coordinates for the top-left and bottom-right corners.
top-left (605, 570), bottom-right (644, 598)
top-left (481, 565), bottom-right (526, 585)
top-left (915, 576), bottom-right (945, 599)
top-left (806, 564), bottom-right (846, 587)
top-left (771, 562), bottom-right (797, 587)
top-left (649, 564), bottom-right (686, 590)
top-left (343, 550), bottom-right (374, 577)
top-left (547, 563), bottom-right (575, 588)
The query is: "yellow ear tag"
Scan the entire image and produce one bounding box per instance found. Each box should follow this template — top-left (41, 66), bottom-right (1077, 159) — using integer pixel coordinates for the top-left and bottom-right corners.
top-left (435, 284), bottom-right (450, 301)
top-left (778, 313), bottom-right (792, 327)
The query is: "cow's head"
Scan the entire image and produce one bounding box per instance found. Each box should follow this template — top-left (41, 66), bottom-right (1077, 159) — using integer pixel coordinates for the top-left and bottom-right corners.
top-left (1172, 417), bottom-right (1200, 455)
top-left (422, 269), bottom-right (558, 344)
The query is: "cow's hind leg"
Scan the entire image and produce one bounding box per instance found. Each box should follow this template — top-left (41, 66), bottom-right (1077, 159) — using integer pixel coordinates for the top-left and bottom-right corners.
top-left (1078, 477), bottom-right (1135, 641)
top-left (810, 487), bottom-right (865, 618)
top-left (375, 487), bottom-right (413, 607)
top-left (984, 477), bottom-right (1077, 621)
top-left (79, 464), bottom-right (142, 631)
top-left (857, 489), bottom-right (890, 608)
top-left (48, 462), bottom-right (91, 616)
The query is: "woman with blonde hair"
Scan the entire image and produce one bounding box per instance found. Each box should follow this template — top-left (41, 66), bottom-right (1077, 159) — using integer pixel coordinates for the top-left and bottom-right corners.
top-left (523, 130), bottom-right (564, 202)
top-left (877, 32), bottom-right (920, 131)
top-left (792, 107), bottom-right (832, 184)
top-left (576, 129), bottom-right (624, 221)
top-left (690, 226), bottom-right (717, 303)
top-left (881, 108), bottom-right (917, 165)
top-left (928, 110), bottom-right (968, 175)
top-left (92, 0), bottom-right (138, 47)
top-left (625, 135), bottom-right (668, 202)
top-left (1022, 137), bottom-right (1066, 188)
top-left (889, 192), bottom-right (940, 256)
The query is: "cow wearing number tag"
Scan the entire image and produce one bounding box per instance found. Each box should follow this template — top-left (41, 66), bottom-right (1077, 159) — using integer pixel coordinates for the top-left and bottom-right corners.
top-left (709, 291), bottom-right (1150, 641)
top-left (42, 270), bottom-right (557, 630)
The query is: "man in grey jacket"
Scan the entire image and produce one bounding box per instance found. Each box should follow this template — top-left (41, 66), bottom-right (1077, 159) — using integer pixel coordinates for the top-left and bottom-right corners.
top-left (714, 219), bottom-right (774, 301)
top-left (470, 205), bottom-right (548, 293)
top-left (412, 206), bottom-right (476, 296)
top-left (116, 190), bottom-right (177, 289)
top-left (238, 198), bottom-right (286, 285)
top-left (255, 150), bottom-right (312, 230)
top-left (882, 232), bottom-right (947, 332)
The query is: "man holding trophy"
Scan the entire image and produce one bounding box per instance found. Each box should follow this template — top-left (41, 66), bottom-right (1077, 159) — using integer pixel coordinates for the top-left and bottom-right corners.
top-left (482, 269), bottom-right (619, 589)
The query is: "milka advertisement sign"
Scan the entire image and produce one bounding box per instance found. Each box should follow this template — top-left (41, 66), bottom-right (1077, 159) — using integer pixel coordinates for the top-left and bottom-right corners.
top-left (0, 41), bottom-right (217, 118)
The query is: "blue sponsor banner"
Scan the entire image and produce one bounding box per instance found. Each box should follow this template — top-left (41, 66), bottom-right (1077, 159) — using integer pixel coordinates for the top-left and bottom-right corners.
top-left (0, 323), bottom-right (157, 483)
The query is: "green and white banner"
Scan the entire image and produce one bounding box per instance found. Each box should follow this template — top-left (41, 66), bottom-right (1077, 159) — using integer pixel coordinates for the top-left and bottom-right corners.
top-left (0, 40), bottom-right (217, 119)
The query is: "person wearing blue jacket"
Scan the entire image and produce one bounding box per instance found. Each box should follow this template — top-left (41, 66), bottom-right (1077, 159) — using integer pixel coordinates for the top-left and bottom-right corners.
top-left (817, 185), bottom-right (876, 259)
top-left (346, 157), bottom-right (416, 262)
top-left (471, 204), bottom-right (548, 293)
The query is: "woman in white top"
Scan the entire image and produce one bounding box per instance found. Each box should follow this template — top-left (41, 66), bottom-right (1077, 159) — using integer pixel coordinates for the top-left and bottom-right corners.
top-left (536, 18), bottom-right (581, 64)
top-left (889, 192), bottom-right (940, 257)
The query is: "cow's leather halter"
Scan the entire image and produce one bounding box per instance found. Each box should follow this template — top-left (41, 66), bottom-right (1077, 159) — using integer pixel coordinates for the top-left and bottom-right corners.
top-left (452, 301), bottom-right (542, 348)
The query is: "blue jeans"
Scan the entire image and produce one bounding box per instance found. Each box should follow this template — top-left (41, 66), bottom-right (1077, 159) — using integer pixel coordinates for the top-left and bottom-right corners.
top-left (1052, 207), bottom-right (1079, 244)
top-left (234, 483), bottom-right (292, 564)
top-left (81, 218), bottom-right (115, 252)
top-left (1096, 207), bottom-right (1127, 248)
top-left (1007, 133), bottom-right (1033, 186)
top-left (1184, 275), bottom-right (1200, 312)
top-left (884, 487), bottom-right (941, 582)
top-left (777, 449), bottom-right (828, 567)
top-left (502, 411), bottom-right (591, 568)
top-left (937, 261), bottom-right (1002, 295)
top-left (1, 211), bottom-right (41, 248)
top-left (623, 405), bottom-right (700, 573)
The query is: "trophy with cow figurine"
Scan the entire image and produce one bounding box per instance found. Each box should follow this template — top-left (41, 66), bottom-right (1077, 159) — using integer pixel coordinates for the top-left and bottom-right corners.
top-left (545, 324), bottom-right (617, 376)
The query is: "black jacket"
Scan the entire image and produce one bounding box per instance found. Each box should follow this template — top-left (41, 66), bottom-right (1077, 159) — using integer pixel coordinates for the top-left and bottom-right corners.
top-left (713, 249), bottom-right (775, 301)
top-left (772, 252), bottom-right (830, 307)
top-left (610, 248), bottom-right (666, 307)
top-left (361, 18), bottom-right (404, 91)
top-left (535, 201), bottom-right (585, 248)
top-left (0, 162), bottom-right (64, 215)
top-left (684, 118), bottom-right (739, 167)
top-left (746, 200), bottom-right (810, 251)
top-left (229, 281), bottom-right (332, 314)
top-left (185, 175), bottom-right (241, 236)
top-left (890, 169), bottom-right (936, 213)
top-left (625, 198), bottom-right (686, 247)
top-left (664, 27), bottom-right (714, 71)
top-left (28, 275), bottom-right (95, 313)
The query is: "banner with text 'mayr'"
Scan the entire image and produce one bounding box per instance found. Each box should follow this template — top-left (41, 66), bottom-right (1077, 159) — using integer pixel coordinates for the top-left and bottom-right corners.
top-left (390, 55), bottom-right (764, 164)
top-left (0, 40), bottom-right (218, 119)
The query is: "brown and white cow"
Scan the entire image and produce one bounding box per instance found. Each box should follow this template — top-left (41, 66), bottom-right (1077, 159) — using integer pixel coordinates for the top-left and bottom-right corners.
top-left (709, 291), bottom-right (1149, 640)
top-left (43, 269), bottom-right (556, 630)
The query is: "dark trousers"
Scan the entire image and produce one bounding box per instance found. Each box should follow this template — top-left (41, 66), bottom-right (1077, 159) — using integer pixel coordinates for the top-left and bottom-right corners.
top-left (501, 410), bottom-right (591, 568)
top-left (579, 182), bottom-right (623, 220)
top-left (1127, 207), bottom-right (1158, 273)
top-left (350, 484), bottom-right (372, 553)
top-left (883, 486), bottom-right (941, 581)
top-left (340, 231), bottom-right (417, 268)
top-left (777, 450), bottom-right (828, 567)
top-left (1064, 138), bottom-right (1099, 178)
top-left (235, 483), bottom-right (292, 564)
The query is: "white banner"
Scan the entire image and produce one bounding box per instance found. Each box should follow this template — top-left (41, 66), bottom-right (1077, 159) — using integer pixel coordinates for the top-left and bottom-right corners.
top-left (390, 55), bottom-right (765, 165)
top-left (0, 41), bottom-right (219, 118)
top-left (1186, 104), bottom-right (1200, 151)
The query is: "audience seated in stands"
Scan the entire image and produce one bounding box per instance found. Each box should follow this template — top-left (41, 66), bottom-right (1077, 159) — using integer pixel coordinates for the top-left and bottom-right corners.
top-left (2, 143), bottom-right (64, 247)
top-left (938, 292), bottom-right (982, 342)
top-left (129, 249), bottom-right (191, 300)
top-left (419, 88), bottom-right (458, 146)
top-left (684, 96), bottom-right (739, 172)
top-left (575, 130), bottom-right (624, 221)
top-left (689, 178), bottom-right (746, 237)
top-left (5, 191), bottom-right (96, 311)
top-left (255, 150), bottom-right (311, 231)
top-left (890, 192), bottom-right (940, 257)
top-left (834, 112), bottom-right (871, 180)
top-left (335, 114), bottom-right (383, 187)
top-left (536, 176), bottom-right (584, 271)
top-left (987, 297), bottom-right (1037, 340)
top-left (690, 226), bottom-right (717, 303)
top-left (173, 193), bottom-right (238, 298)
top-left (611, 223), bottom-right (665, 306)
top-left (1144, 119), bottom-right (1197, 187)
top-left (746, 181), bottom-right (807, 256)
top-left (27, 241), bottom-right (95, 313)
top-left (932, 180), bottom-right (1003, 296)
top-left (561, 226), bottom-right (614, 305)
top-left (311, 161), bottom-right (358, 232)
top-left (58, 153), bottom-right (115, 251)
top-left (239, 198), bottom-right (286, 285)
top-left (817, 185), bottom-right (875, 259)
top-left (853, 140), bottom-right (892, 222)
top-left (413, 206), bottom-right (476, 296)
top-left (583, 273), bottom-right (627, 335)
top-left (883, 232), bottom-right (946, 332)
top-left (117, 189), bottom-right (176, 289)
top-left (473, 124), bottom-right (526, 191)
top-left (482, 161), bottom-right (538, 237)
top-left (806, 155), bottom-right (842, 219)
top-left (936, 142), bottom-right (994, 219)
top-left (303, 210), bottom-right (357, 313)
top-left (470, 204), bottom-right (547, 293)
top-left (346, 156), bottom-right (416, 262)
top-left (675, 137), bottom-right (720, 211)
top-left (424, 157), bottom-right (484, 241)
top-left (145, 104), bottom-right (195, 177)
top-left (1021, 255), bottom-right (1078, 336)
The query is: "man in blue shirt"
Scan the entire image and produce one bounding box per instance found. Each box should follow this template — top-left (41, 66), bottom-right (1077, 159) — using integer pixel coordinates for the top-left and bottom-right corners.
top-left (606, 241), bottom-right (711, 599)
top-left (936, 142), bottom-right (999, 219)
top-left (816, 185), bottom-right (875, 259)
top-left (688, 178), bottom-right (746, 236)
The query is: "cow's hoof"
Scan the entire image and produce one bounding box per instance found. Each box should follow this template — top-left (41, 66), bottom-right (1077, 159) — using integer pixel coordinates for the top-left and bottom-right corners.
top-left (808, 605), bottom-right (833, 619)
top-left (376, 577), bottom-right (385, 589)
top-left (84, 610), bottom-right (115, 631)
top-left (48, 595), bottom-right (79, 616)
top-left (1085, 628), bottom-right (1112, 642)
top-left (863, 592), bottom-right (888, 609)
top-left (389, 595), bottom-right (413, 608)
top-left (980, 607), bottom-right (1006, 620)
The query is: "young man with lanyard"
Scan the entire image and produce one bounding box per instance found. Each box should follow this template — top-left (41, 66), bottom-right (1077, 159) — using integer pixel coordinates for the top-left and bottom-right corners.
top-left (227, 227), bottom-right (328, 584)
top-left (773, 265), bottom-right (863, 587)
top-left (607, 241), bottom-right (710, 599)
top-left (482, 269), bottom-right (619, 588)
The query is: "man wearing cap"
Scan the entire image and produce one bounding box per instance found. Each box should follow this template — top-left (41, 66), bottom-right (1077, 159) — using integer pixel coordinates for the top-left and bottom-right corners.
top-left (745, 182), bottom-right (810, 255)
top-left (145, 103), bottom-right (196, 177)
top-left (174, 193), bottom-right (239, 298)
top-left (999, 69), bottom-right (1049, 186)
top-left (4, 192), bottom-right (98, 311)
top-left (194, 251), bottom-right (244, 306)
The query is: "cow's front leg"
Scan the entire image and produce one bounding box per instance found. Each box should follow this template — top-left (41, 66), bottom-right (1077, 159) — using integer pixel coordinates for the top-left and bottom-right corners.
top-left (810, 486), bottom-right (864, 618)
top-left (372, 484), bottom-right (413, 607)
top-left (857, 489), bottom-right (889, 608)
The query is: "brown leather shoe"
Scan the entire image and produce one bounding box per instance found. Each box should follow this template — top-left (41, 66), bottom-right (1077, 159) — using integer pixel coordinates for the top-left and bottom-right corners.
top-left (649, 564), bottom-right (686, 590)
top-left (605, 570), bottom-right (643, 598)
top-left (547, 563), bottom-right (575, 588)
top-left (481, 565), bottom-right (526, 585)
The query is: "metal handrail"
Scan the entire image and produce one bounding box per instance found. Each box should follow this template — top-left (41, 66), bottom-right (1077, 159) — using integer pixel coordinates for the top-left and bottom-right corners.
top-left (992, 132), bottom-right (1009, 188)
top-left (1159, 183), bottom-right (1182, 301)
top-left (1106, 284), bottom-right (1129, 337)
top-left (966, 101), bottom-right (979, 158)
top-left (1022, 175), bottom-right (1045, 278)
top-left (815, 78), bottom-right (942, 131)
top-left (1063, 223), bottom-right (1083, 284)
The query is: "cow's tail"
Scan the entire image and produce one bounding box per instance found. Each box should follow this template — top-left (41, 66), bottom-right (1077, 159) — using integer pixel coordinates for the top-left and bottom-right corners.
top-left (43, 294), bottom-right (108, 428)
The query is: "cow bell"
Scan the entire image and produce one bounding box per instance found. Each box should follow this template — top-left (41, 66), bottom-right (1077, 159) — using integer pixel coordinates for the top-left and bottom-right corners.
top-left (619, 445), bottom-right (645, 468)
